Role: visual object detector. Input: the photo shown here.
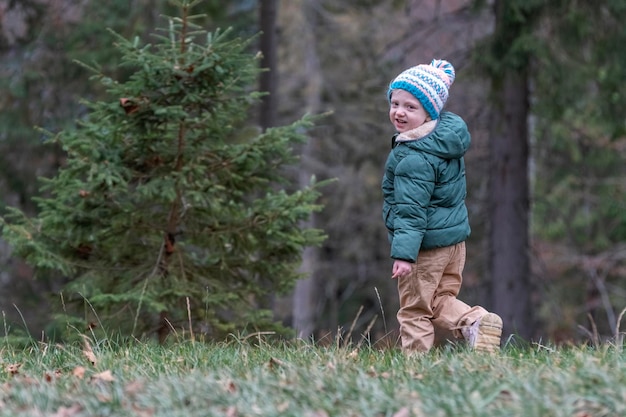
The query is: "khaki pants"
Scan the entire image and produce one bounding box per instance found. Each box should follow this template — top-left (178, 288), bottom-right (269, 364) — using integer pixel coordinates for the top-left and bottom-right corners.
top-left (396, 241), bottom-right (487, 352)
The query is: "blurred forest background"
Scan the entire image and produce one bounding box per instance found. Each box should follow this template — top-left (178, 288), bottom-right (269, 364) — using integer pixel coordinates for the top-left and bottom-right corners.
top-left (1, 0), bottom-right (625, 346)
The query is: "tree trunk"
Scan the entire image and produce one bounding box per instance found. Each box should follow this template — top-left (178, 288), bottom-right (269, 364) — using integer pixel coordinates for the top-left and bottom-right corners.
top-left (290, 0), bottom-right (323, 340)
top-left (488, 63), bottom-right (533, 341)
top-left (258, 0), bottom-right (278, 130)
top-left (293, 246), bottom-right (317, 339)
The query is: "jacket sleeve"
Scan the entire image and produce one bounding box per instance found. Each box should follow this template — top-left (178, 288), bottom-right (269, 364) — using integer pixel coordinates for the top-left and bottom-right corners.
top-left (382, 155), bottom-right (395, 235)
top-left (390, 152), bottom-right (435, 262)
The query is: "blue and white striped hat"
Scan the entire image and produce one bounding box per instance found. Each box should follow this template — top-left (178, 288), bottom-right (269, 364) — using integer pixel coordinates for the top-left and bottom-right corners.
top-left (387, 59), bottom-right (456, 120)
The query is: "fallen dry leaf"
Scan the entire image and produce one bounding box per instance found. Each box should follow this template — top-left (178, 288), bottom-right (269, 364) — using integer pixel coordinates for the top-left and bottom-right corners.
top-left (268, 357), bottom-right (285, 370)
top-left (225, 380), bottom-right (237, 393)
top-left (366, 367), bottom-right (390, 379)
top-left (392, 407), bottom-right (411, 417)
top-left (43, 369), bottom-right (63, 382)
top-left (131, 404), bottom-right (155, 417)
top-left (51, 404), bottom-right (82, 417)
top-left (305, 411), bottom-right (329, 417)
top-left (6, 363), bottom-right (21, 376)
top-left (124, 380), bottom-right (145, 396)
top-left (82, 336), bottom-right (97, 366)
top-left (276, 401), bottom-right (290, 413)
top-left (91, 370), bottom-right (115, 383)
top-left (83, 349), bottom-right (97, 365)
top-left (96, 393), bottom-right (112, 403)
top-left (72, 366), bottom-right (86, 379)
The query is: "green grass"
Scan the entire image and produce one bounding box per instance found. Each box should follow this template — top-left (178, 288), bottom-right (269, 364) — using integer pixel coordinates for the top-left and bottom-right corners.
top-left (1, 335), bottom-right (624, 417)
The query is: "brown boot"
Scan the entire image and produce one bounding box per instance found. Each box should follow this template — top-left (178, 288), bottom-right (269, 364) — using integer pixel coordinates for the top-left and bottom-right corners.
top-left (462, 313), bottom-right (503, 353)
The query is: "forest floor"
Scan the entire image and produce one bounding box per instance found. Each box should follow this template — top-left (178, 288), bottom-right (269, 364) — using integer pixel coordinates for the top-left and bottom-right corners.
top-left (1, 332), bottom-right (625, 417)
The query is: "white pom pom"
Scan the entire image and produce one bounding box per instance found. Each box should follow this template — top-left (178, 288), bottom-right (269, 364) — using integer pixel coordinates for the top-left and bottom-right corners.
top-left (430, 59), bottom-right (455, 85)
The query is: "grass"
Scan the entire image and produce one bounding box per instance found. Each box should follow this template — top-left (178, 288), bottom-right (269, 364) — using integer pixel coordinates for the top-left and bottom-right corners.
top-left (0, 334), bottom-right (624, 417)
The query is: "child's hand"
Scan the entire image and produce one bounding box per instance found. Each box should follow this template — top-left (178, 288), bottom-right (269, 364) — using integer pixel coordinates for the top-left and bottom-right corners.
top-left (392, 259), bottom-right (413, 279)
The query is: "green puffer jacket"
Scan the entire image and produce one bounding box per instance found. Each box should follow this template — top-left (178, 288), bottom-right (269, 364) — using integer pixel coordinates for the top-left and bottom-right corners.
top-left (382, 111), bottom-right (471, 262)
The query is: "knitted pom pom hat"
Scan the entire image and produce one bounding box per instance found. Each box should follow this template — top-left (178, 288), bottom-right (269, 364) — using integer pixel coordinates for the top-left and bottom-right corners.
top-left (387, 59), bottom-right (456, 120)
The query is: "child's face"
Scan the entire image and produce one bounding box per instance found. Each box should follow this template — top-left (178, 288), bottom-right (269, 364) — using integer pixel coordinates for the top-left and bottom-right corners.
top-left (389, 89), bottom-right (430, 133)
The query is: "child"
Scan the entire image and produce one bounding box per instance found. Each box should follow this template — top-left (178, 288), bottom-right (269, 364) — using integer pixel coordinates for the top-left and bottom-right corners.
top-left (382, 59), bottom-right (502, 353)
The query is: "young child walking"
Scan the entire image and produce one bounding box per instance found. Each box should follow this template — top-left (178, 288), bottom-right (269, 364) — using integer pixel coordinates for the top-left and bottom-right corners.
top-left (382, 59), bottom-right (502, 353)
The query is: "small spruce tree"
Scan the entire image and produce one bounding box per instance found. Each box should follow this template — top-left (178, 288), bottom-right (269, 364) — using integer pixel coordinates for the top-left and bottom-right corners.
top-left (0, 0), bottom-right (326, 341)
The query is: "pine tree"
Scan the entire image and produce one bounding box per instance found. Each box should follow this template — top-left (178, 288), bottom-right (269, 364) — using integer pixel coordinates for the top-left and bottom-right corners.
top-left (530, 0), bottom-right (626, 337)
top-left (0, 0), bottom-right (326, 342)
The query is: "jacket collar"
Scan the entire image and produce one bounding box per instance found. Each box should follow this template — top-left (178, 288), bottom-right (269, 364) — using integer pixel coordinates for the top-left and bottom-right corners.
top-left (394, 119), bottom-right (437, 142)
